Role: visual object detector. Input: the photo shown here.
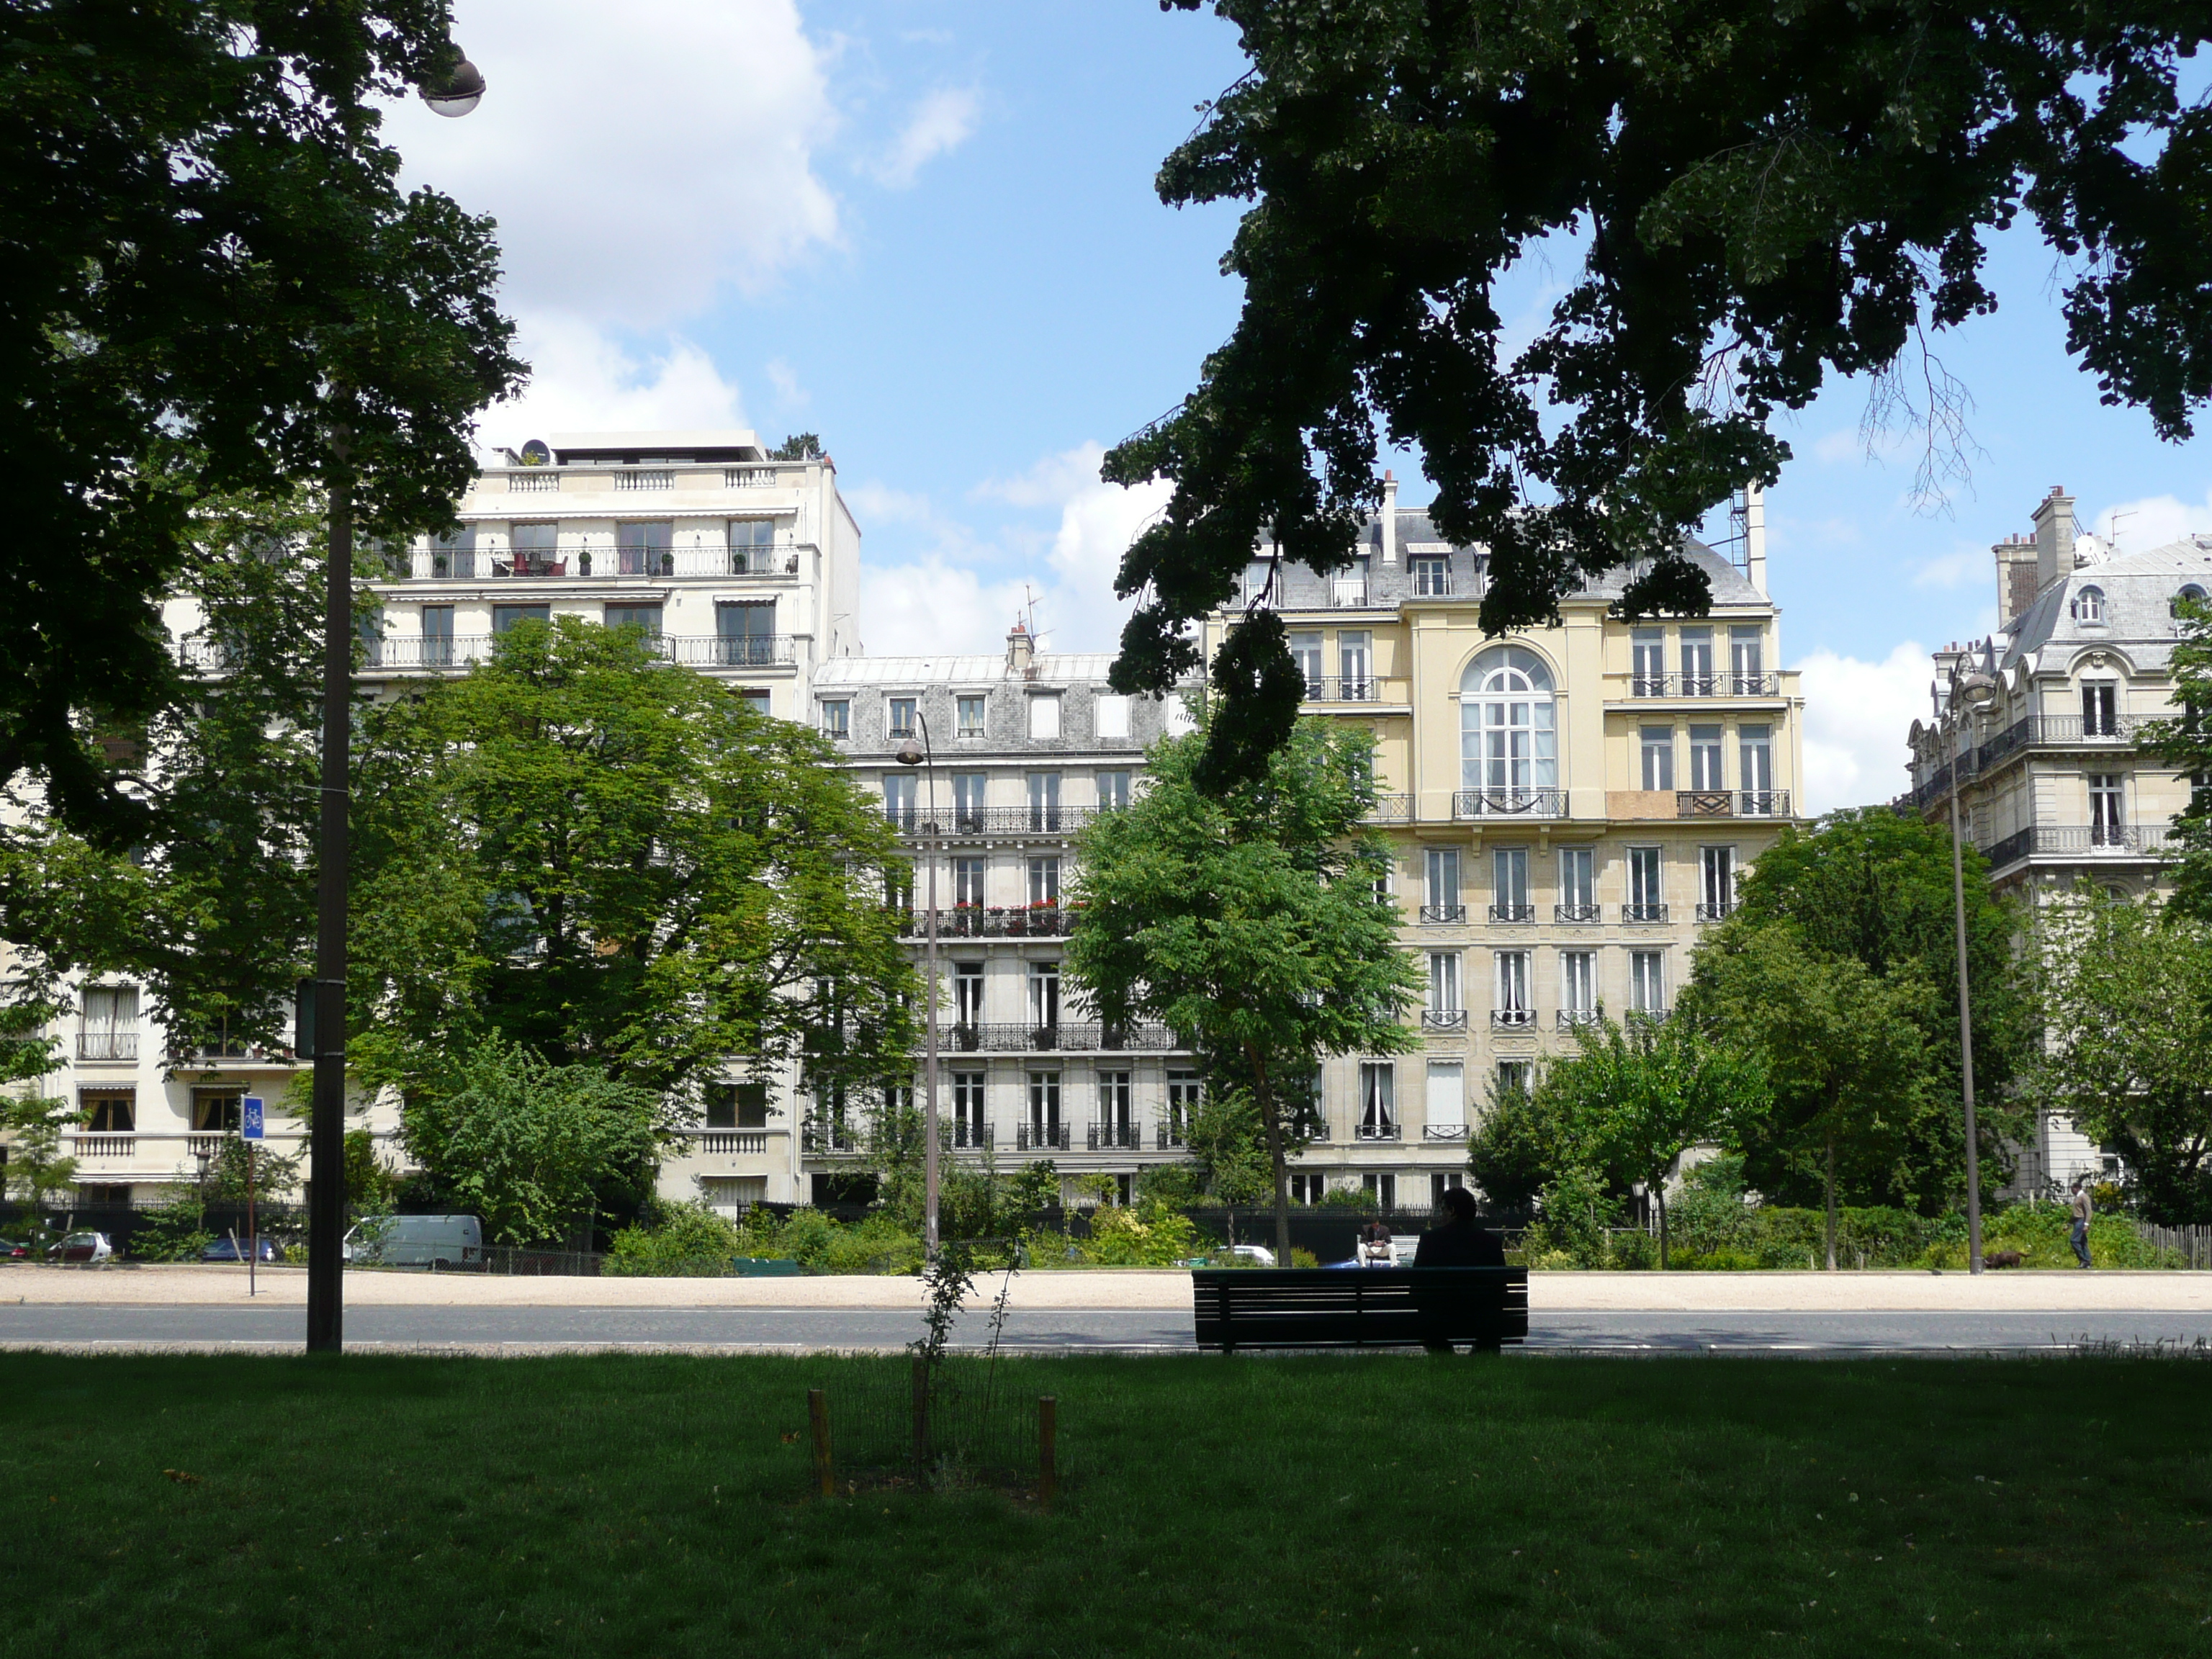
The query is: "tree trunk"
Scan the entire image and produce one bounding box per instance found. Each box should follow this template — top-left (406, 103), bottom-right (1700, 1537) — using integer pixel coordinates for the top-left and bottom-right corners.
top-left (1824, 1131), bottom-right (1838, 1272)
top-left (1246, 1046), bottom-right (1292, 1267)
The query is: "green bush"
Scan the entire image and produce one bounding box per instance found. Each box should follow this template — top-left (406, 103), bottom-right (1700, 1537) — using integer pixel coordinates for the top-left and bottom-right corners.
top-left (1318, 1187), bottom-right (1378, 1210)
top-left (1079, 1199), bottom-right (1200, 1266)
top-left (604, 1201), bottom-right (745, 1276)
top-left (130, 1192), bottom-right (213, 1262)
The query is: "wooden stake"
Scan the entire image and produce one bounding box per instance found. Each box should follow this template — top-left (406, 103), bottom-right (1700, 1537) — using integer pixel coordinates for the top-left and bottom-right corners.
top-left (1038, 1395), bottom-right (1057, 1512)
top-left (807, 1388), bottom-right (833, 1498)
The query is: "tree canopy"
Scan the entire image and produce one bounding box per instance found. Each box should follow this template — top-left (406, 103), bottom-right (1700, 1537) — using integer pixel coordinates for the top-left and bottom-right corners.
top-left (1105, 0), bottom-right (2212, 782)
top-left (2141, 594), bottom-right (2212, 922)
top-left (1066, 714), bottom-right (1422, 1259)
top-left (1, 0), bottom-right (523, 836)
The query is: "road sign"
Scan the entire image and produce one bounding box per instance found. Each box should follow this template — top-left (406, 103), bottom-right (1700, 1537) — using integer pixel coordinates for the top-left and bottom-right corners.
top-left (242, 1096), bottom-right (264, 1141)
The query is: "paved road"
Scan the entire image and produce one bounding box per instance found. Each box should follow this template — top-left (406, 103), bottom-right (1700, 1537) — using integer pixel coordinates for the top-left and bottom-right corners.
top-left (6, 1303), bottom-right (2212, 1354)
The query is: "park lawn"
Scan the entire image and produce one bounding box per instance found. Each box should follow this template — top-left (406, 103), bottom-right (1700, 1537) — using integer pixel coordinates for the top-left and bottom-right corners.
top-left (4, 1352), bottom-right (2208, 1658)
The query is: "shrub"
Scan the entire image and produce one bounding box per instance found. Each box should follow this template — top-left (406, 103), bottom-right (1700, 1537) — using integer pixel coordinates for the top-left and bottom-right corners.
top-left (604, 1201), bottom-right (744, 1275)
top-left (130, 1192), bottom-right (213, 1262)
top-left (1318, 1187), bottom-right (1378, 1210)
top-left (1081, 1199), bottom-right (1200, 1266)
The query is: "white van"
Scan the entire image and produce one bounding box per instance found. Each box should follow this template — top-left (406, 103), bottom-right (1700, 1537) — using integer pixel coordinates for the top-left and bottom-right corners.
top-left (343, 1215), bottom-right (484, 1269)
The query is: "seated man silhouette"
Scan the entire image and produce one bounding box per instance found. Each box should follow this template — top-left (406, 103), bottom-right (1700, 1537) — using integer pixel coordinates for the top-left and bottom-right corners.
top-left (1413, 1186), bottom-right (1506, 1352)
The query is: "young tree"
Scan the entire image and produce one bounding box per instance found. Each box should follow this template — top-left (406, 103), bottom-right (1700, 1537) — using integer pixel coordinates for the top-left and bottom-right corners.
top-left (1727, 808), bottom-right (2031, 1210)
top-left (2140, 595), bottom-right (2212, 923)
top-left (1465, 1073), bottom-right (1588, 1213)
top-left (349, 619), bottom-right (917, 1107)
top-left (2031, 889), bottom-right (2212, 1223)
top-left (1102, 1), bottom-right (2212, 783)
top-left (1066, 716), bottom-right (1423, 1262)
top-left (1683, 924), bottom-right (1931, 1269)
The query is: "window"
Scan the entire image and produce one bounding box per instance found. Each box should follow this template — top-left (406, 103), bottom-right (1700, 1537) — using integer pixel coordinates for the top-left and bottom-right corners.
top-left (1028, 693), bottom-right (1062, 739)
top-left (1166, 1069), bottom-right (1203, 1145)
top-left (1028, 856), bottom-right (1061, 908)
top-left (603, 601), bottom-right (662, 636)
top-left (1461, 647), bottom-right (1557, 806)
top-left (1358, 1063), bottom-right (1397, 1139)
top-left (728, 518), bottom-right (778, 572)
top-left (953, 772), bottom-right (988, 831)
top-left (715, 600), bottom-right (775, 665)
top-left (1632, 627), bottom-right (1666, 696)
top-left (2090, 773), bottom-right (2126, 845)
top-left (81, 1089), bottom-right (134, 1133)
top-left (1431, 1170), bottom-right (1468, 1206)
top-left (1491, 846), bottom-right (1532, 922)
top-left (493, 603), bottom-right (550, 635)
top-left (1028, 1071), bottom-right (1062, 1140)
top-left (706, 1082), bottom-right (769, 1128)
top-left (2177, 583), bottom-right (2209, 618)
top-left (1244, 559), bottom-right (1274, 607)
top-left (1428, 952), bottom-right (1463, 1020)
top-left (192, 1088), bottom-right (243, 1132)
top-left (819, 699), bottom-right (850, 739)
top-left (1680, 627), bottom-right (1715, 695)
top-left (1097, 770), bottom-right (1132, 811)
top-left (1557, 848), bottom-right (1596, 921)
top-left (1494, 951), bottom-right (1533, 1027)
top-left (1689, 724), bottom-right (1724, 791)
top-left (1026, 771), bottom-right (1062, 832)
top-left (510, 521), bottom-right (560, 576)
top-left (1339, 631), bottom-right (1372, 697)
top-left (882, 773), bottom-right (917, 830)
top-left (1495, 1060), bottom-right (1532, 1097)
top-left (739, 689), bottom-right (771, 718)
top-left (1640, 727), bottom-right (1676, 791)
top-left (1289, 1172), bottom-right (1331, 1205)
top-left (1028, 961), bottom-right (1061, 1029)
top-left (1699, 846), bottom-right (1737, 920)
top-left (953, 1072), bottom-right (987, 1146)
top-left (1730, 626), bottom-right (1766, 693)
top-left (616, 519), bottom-right (673, 576)
top-left (1629, 950), bottom-right (1667, 1015)
top-left (430, 526), bottom-right (477, 579)
top-left (1425, 1062), bottom-right (1465, 1138)
top-left (1411, 556), bottom-right (1451, 595)
top-left (956, 694), bottom-right (987, 737)
top-left (420, 605), bottom-right (454, 667)
top-left (953, 858), bottom-right (986, 910)
top-left (1362, 1172), bottom-right (1399, 1208)
top-left (1097, 1071), bottom-right (1133, 1141)
top-left (1423, 847), bottom-right (1462, 922)
top-left (1739, 726), bottom-right (1773, 806)
top-left (1094, 693), bottom-right (1131, 739)
top-left (1561, 952), bottom-right (1597, 1022)
top-left (2082, 680), bottom-right (2118, 737)
top-left (953, 962), bottom-right (985, 1027)
top-left (887, 697), bottom-right (918, 739)
top-left (78, 986), bottom-right (138, 1061)
top-left (1288, 631), bottom-right (1323, 695)
top-left (2072, 585), bottom-right (2105, 624)
top-left (1627, 847), bottom-right (1665, 921)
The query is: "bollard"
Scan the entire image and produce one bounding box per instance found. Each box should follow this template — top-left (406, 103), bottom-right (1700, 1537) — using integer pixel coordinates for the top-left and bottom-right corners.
top-left (807, 1388), bottom-right (833, 1498)
top-left (1038, 1395), bottom-right (1057, 1512)
top-left (911, 1356), bottom-right (930, 1478)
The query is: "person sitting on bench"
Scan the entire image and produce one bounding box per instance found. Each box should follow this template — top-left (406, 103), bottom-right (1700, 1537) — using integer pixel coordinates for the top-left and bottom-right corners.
top-left (1415, 1186), bottom-right (1505, 1267)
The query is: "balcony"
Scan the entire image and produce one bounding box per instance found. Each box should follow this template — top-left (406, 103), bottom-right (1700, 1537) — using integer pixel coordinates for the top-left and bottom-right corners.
top-left (1016, 1123), bottom-right (1071, 1152)
top-left (1302, 676), bottom-right (1379, 703)
top-left (1556, 1009), bottom-right (1601, 1030)
top-left (398, 544), bottom-right (799, 581)
top-left (68, 1133), bottom-right (138, 1159)
top-left (1454, 788), bottom-right (1565, 819)
top-left (952, 1120), bottom-right (994, 1151)
top-left (76, 1032), bottom-right (139, 1062)
top-left (1982, 824), bottom-right (2175, 870)
top-left (896, 905), bottom-right (1079, 939)
top-left (1329, 583), bottom-right (1371, 608)
top-left (1676, 790), bottom-right (1793, 819)
top-left (1554, 903), bottom-right (1601, 924)
top-left (1362, 793), bottom-right (1414, 824)
top-left (1354, 1121), bottom-right (1401, 1141)
top-left (1627, 673), bottom-right (1781, 698)
top-left (935, 1022), bottom-right (1181, 1054)
top-left (802, 1120), bottom-right (863, 1155)
top-left (890, 806), bottom-right (1098, 839)
top-left (677, 1128), bottom-right (774, 1156)
top-left (1622, 903), bottom-right (1669, 924)
top-left (1087, 1123), bottom-right (1143, 1151)
top-left (1491, 1009), bottom-right (1539, 1033)
top-left (365, 634), bottom-right (799, 672)
top-left (1487, 903), bottom-right (1535, 925)
top-left (1156, 1123), bottom-right (1190, 1151)
top-left (1417, 904), bottom-right (1467, 925)
top-left (181, 1036), bottom-right (298, 1066)
top-left (1423, 1123), bottom-right (1470, 1141)
top-left (1422, 1009), bottom-right (1468, 1031)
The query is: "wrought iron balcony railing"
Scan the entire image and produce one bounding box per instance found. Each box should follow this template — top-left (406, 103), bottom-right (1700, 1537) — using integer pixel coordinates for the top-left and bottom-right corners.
top-left (76, 1032), bottom-right (138, 1061)
top-left (1417, 904), bottom-right (1466, 925)
top-left (1487, 903), bottom-right (1535, 924)
top-left (1695, 903), bottom-right (1734, 922)
top-left (1554, 903), bottom-right (1601, 924)
top-left (1676, 790), bottom-right (1792, 819)
top-left (1354, 1121), bottom-right (1401, 1141)
top-left (1627, 673), bottom-right (1781, 698)
top-left (935, 1022), bottom-right (1181, 1054)
top-left (1982, 823), bottom-right (2175, 869)
top-left (894, 906), bottom-right (1079, 939)
top-left (1622, 903), bottom-right (1670, 924)
top-left (1422, 1009), bottom-right (1468, 1030)
top-left (1301, 676), bottom-right (1380, 703)
top-left (1454, 787), bottom-right (1565, 819)
top-left (1556, 1009), bottom-right (1601, 1030)
top-left (400, 544), bottom-right (799, 580)
top-left (1491, 1009), bottom-right (1539, 1032)
top-left (362, 634), bottom-right (798, 672)
top-left (1087, 1123), bottom-right (1143, 1151)
top-left (1016, 1123), bottom-right (1071, 1152)
top-left (890, 806), bottom-right (1100, 838)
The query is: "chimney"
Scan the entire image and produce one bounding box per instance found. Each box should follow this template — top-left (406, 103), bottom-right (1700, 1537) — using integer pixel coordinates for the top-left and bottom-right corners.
top-left (2033, 486), bottom-right (2077, 593)
top-left (1380, 471), bottom-right (1398, 565)
top-left (1005, 621), bottom-right (1035, 679)
top-left (1743, 480), bottom-right (1767, 595)
top-left (1993, 531), bottom-right (2038, 629)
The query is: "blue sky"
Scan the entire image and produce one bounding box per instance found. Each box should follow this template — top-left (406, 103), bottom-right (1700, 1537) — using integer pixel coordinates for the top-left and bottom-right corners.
top-left (385, 0), bottom-right (2212, 810)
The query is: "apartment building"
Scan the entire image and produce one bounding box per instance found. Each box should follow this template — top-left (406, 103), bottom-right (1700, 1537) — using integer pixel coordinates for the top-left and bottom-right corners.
top-left (1906, 485), bottom-right (2212, 1190)
top-left (1203, 486), bottom-right (1809, 1208)
top-left (809, 631), bottom-right (1204, 1206)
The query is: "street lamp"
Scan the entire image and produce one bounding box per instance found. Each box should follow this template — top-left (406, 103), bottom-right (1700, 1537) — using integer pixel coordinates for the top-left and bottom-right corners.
top-left (305, 44), bottom-right (485, 1356)
top-left (1945, 667), bottom-right (1997, 1276)
top-left (896, 718), bottom-right (942, 1258)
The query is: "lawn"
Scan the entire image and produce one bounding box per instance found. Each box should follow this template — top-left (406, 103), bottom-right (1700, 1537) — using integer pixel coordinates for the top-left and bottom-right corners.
top-left (5, 1351), bottom-right (2209, 1657)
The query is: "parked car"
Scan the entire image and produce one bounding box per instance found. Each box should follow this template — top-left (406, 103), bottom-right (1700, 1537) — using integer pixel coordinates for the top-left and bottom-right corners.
top-left (343, 1215), bottom-right (483, 1269)
top-left (49, 1231), bottom-right (113, 1264)
top-left (201, 1236), bottom-right (283, 1263)
top-left (0, 1238), bottom-right (30, 1260)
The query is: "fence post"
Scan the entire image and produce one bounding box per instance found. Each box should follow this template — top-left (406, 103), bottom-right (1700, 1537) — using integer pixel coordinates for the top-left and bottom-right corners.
top-left (911, 1356), bottom-right (930, 1478)
top-left (1038, 1395), bottom-right (1057, 1511)
top-left (807, 1388), bottom-right (833, 1498)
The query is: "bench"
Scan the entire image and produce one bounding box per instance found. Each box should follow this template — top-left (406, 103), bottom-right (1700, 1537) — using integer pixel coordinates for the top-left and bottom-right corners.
top-left (1192, 1267), bottom-right (1529, 1353)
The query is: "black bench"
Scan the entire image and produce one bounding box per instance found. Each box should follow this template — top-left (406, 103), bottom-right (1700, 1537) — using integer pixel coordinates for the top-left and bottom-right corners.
top-left (1192, 1267), bottom-right (1529, 1353)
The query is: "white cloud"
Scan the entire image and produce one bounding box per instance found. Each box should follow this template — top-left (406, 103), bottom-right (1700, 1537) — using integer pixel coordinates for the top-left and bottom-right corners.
top-left (1794, 642), bottom-right (1930, 815)
top-left (2091, 489), bottom-right (2212, 554)
top-left (868, 86), bottom-right (981, 189)
top-left (384, 0), bottom-right (840, 325)
top-left (1910, 547), bottom-right (1987, 590)
top-left (765, 358), bottom-right (807, 406)
top-left (477, 313), bottom-right (745, 450)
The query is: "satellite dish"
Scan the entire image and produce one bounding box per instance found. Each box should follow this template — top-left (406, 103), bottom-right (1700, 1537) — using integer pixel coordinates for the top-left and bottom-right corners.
top-left (519, 439), bottom-right (552, 467)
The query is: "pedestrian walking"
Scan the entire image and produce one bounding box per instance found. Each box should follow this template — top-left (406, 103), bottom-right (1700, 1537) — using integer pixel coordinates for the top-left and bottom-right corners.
top-left (2069, 1178), bottom-right (2094, 1269)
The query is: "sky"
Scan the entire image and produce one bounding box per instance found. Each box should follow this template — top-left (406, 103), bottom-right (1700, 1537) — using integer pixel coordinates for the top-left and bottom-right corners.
top-left (382, 1), bottom-right (2212, 814)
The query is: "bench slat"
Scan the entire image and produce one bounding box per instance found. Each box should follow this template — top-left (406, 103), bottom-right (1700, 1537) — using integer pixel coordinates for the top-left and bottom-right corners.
top-left (1192, 1267), bottom-right (1529, 1352)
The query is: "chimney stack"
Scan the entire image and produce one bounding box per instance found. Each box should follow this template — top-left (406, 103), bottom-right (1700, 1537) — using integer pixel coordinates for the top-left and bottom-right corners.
top-left (2033, 486), bottom-right (2077, 594)
top-left (1380, 471), bottom-right (1398, 565)
top-left (1005, 621), bottom-right (1035, 680)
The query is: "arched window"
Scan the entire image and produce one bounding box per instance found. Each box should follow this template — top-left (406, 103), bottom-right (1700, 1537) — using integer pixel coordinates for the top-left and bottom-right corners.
top-left (2175, 583), bottom-right (2208, 619)
top-left (2072, 585), bottom-right (2105, 624)
top-left (1460, 646), bottom-right (1557, 808)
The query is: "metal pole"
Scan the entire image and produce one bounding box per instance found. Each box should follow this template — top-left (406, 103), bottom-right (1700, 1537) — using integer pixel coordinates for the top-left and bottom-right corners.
top-left (1948, 722), bottom-right (1984, 1277)
top-left (307, 463), bottom-right (352, 1350)
top-left (246, 1139), bottom-right (256, 1298)
top-left (919, 711), bottom-right (941, 1259)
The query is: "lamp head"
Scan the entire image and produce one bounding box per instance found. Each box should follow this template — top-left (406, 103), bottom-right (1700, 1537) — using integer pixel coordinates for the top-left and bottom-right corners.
top-left (895, 739), bottom-right (925, 766)
top-left (421, 48), bottom-right (486, 117)
top-left (1956, 670), bottom-right (1997, 714)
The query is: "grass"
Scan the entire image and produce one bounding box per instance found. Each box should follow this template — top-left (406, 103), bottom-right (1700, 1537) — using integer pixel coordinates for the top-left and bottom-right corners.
top-left (6, 1352), bottom-right (2211, 1657)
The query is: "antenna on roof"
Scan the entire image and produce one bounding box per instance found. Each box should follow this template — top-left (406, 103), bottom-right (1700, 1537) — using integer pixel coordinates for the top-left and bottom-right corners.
top-left (2106, 508), bottom-right (2136, 554)
top-left (1022, 583), bottom-right (1049, 648)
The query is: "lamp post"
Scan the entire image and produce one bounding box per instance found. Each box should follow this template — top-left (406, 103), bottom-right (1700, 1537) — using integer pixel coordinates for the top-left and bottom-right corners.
top-left (1945, 668), bottom-right (1997, 1276)
top-left (302, 46), bottom-right (486, 1357)
top-left (896, 715), bottom-right (941, 1258)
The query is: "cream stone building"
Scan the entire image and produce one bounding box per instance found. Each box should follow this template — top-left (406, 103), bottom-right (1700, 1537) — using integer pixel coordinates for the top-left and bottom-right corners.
top-left (1205, 489), bottom-right (1809, 1207)
top-left (1907, 485), bottom-right (2212, 1190)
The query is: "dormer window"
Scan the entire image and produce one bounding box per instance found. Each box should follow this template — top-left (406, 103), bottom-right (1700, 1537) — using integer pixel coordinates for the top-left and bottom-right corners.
top-left (2072, 585), bottom-right (2105, 624)
top-left (2176, 583), bottom-right (2208, 619)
